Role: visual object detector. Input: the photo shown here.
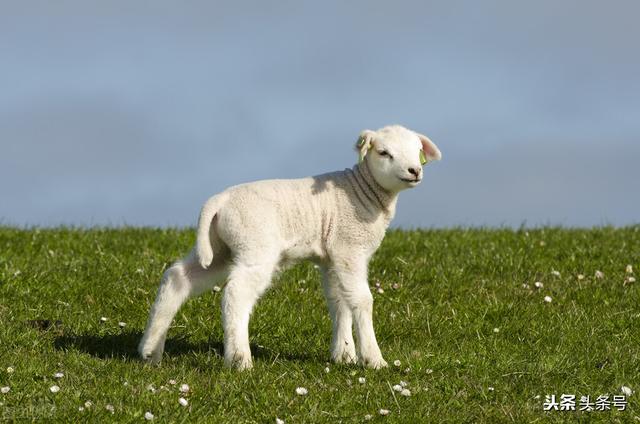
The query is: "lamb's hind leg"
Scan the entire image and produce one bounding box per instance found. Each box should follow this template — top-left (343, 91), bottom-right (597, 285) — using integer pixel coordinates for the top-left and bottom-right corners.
top-left (138, 251), bottom-right (228, 363)
top-left (321, 266), bottom-right (357, 364)
top-left (221, 257), bottom-right (277, 370)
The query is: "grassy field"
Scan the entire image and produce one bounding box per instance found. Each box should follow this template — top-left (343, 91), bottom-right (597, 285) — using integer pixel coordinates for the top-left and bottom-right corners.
top-left (0, 227), bottom-right (639, 423)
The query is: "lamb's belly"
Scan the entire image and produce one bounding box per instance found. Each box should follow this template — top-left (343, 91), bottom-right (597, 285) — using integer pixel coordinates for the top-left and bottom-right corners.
top-left (279, 241), bottom-right (324, 268)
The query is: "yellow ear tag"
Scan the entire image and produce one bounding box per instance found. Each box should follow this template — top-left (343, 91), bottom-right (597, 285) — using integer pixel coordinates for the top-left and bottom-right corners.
top-left (359, 148), bottom-right (368, 164)
top-left (420, 150), bottom-right (427, 165)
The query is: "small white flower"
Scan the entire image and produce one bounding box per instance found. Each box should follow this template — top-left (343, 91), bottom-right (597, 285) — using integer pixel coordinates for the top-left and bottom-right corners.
top-left (84, 400), bottom-right (93, 408)
top-left (358, 377), bottom-right (366, 384)
top-left (393, 359), bottom-right (401, 367)
top-left (488, 386), bottom-right (495, 392)
top-left (118, 322), bottom-right (126, 328)
top-left (105, 404), bottom-right (115, 414)
top-left (621, 386), bottom-right (633, 396)
top-left (493, 328), bottom-right (500, 333)
top-left (577, 274), bottom-right (585, 280)
top-left (276, 418), bottom-right (285, 424)
top-left (375, 281), bottom-right (381, 288)
top-left (78, 406), bottom-right (84, 412)
top-left (626, 276), bottom-right (636, 283)
top-left (6, 367), bottom-right (14, 374)
top-left (379, 409), bottom-right (390, 416)
top-left (400, 380), bottom-right (408, 388)
top-left (123, 381), bottom-right (128, 386)
top-left (1, 386), bottom-right (10, 394)
top-left (392, 384), bottom-right (403, 392)
top-left (144, 411), bottom-right (154, 420)
top-left (180, 384), bottom-right (190, 394)
top-left (364, 414), bottom-right (373, 420)
top-left (324, 367), bottom-right (330, 373)
top-left (178, 397), bottom-right (188, 407)
top-left (100, 317), bottom-right (108, 323)
top-left (425, 369), bottom-right (433, 374)
top-left (522, 283), bottom-right (530, 289)
top-left (49, 385), bottom-right (60, 393)
top-left (147, 384), bottom-right (156, 393)
top-left (595, 270), bottom-right (604, 279)
top-left (376, 288), bottom-right (384, 294)
top-left (169, 379), bottom-right (177, 385)
top-left (626, 265), bottom-right (633, 274)
top-left (404, 367), bottom-right (411, 373)
top-left (212, 286), bottom-right (221, 292)
top-left (54, 372), bottom-right (64, 379)
top-left (136, 268), bottom-right (144, 274)
top-left (392, 283), bottom-right (400, 290)
top-left (295, 387), bottom-right (308, 396)
top-left (534, 282), bottom-right (543, 289)
top-left (400, 388), bottom-right (411, 397)
top-left (544, 296), bottom-right (552, 303)
top-left (551, 270), bottom-right (560, 277)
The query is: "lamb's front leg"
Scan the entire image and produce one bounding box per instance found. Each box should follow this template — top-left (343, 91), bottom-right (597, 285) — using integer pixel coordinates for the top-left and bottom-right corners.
top-left (329, 259), bottom-right (387, 369)
top-left (321, 267), bottom-right (357, 364)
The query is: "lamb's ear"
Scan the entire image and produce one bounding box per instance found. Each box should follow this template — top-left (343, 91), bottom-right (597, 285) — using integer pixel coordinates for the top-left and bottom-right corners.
top-left (416, 133), bottom-right (442, 163)
top-left (355, 130), bottom-right (376, 163)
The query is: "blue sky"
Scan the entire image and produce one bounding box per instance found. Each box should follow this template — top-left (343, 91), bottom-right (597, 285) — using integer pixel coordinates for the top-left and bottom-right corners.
top-left (1, 1), bottom-right (638, 227)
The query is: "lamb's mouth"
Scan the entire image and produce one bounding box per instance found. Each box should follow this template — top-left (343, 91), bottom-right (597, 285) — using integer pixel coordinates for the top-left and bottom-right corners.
top-left (400, 177), bottom-right (422, 184)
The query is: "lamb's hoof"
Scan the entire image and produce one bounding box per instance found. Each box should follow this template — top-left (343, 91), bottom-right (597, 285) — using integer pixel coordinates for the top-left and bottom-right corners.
top-left (332, 350), bottom-right (357, 365)
top-left (197, 251), bottom-right (213, 269)
top-left (138, 344), bottom-right (163, 365)
top-left (225, 354), bottom-right (253, 371)
top-left (361, 357), bottom-right (388, 370)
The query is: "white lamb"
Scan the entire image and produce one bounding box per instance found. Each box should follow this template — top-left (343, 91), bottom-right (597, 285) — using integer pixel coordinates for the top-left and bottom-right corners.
top-left (138, 125), bottom-right (441, 370)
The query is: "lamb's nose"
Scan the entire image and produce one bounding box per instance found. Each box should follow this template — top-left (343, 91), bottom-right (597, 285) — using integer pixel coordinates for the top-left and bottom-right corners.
top-left (408, 167), bottom-right (420, 177)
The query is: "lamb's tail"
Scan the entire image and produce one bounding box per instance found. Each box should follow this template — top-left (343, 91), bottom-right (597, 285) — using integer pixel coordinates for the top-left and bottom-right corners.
top-left (196, 193), bottom-right (227, 269)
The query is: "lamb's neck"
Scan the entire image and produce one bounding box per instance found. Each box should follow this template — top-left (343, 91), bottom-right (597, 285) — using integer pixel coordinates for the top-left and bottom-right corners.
top-left (350, 161), bottom-right (398, 221)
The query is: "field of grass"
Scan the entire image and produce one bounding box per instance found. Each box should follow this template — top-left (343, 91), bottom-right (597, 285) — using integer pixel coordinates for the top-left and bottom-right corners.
top-left (0, 227), bottom-right (639, 422)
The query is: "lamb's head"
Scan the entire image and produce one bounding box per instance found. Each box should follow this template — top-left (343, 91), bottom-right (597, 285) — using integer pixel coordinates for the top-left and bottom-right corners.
top-left (356, 125), bottom-right (441, 193)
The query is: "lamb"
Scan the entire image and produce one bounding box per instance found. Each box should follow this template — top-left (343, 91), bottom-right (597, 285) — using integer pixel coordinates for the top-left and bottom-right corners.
top-left (138, 124), bottom-right (441, 370)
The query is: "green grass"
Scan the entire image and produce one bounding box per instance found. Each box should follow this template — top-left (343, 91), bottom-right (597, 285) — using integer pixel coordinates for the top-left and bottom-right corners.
top-left (0, 227), bottom-right (639, 423)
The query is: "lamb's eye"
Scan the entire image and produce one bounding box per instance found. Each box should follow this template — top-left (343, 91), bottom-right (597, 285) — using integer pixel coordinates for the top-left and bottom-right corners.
top-left (378, 150), bottom-right (393, 159)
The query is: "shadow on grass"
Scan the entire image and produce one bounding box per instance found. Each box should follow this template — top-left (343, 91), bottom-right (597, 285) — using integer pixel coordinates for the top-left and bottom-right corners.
top-left (53, 331), bottom-right (218, 360)
top-left (53, 331), bottom-right (318, 365)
